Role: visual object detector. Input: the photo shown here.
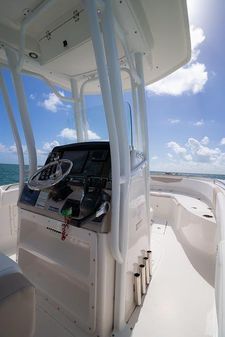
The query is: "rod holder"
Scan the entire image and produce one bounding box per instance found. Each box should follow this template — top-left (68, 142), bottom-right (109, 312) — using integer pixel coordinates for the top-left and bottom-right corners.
top-left (144, 257), bottom-right (150, 284)
top-left (134, 273), bottom-right (141, 306)
top-left (147, 250), bottom-right (152, 276)
top-left (139, 264), bottom-right (146, 294)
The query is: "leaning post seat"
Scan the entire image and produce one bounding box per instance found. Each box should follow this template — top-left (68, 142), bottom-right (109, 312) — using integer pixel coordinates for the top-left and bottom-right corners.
top-left (0, 253), bottom-right (35, 337)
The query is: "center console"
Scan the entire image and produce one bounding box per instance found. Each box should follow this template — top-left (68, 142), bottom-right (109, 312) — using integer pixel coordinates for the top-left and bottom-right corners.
top-left (18, 142), bottom-right (111, 232)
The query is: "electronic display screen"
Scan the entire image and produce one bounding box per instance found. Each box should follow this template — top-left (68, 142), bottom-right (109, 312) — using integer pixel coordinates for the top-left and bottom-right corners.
top-left (62, 151), bottom-right (88, 174)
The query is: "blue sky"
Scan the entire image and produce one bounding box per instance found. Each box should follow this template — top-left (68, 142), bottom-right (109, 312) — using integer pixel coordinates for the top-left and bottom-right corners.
top-left (0, 0), bottom-right (225, 174)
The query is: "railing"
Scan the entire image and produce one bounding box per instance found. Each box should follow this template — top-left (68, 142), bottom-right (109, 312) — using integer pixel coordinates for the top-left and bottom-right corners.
top-left (5, 184), bottom-right (19, 191)
top-left (215, 179), bottom-right (225, 191)
top-left (215, 190), bottom-right (225, 337)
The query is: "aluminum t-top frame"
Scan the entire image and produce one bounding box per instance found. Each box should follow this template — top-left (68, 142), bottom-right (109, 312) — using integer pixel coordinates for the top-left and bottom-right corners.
top-left (84, 0), bottom-right (151, 330)
top-left (0, 0), bottom-right (150, 331)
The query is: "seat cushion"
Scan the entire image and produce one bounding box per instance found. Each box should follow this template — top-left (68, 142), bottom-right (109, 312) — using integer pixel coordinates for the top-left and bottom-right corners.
top-left (0, 253), bottom-right (35, 337)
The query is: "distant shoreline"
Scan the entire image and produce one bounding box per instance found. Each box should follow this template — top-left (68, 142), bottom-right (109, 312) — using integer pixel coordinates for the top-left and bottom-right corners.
top-left (0, 164), bottom-right (224, 186)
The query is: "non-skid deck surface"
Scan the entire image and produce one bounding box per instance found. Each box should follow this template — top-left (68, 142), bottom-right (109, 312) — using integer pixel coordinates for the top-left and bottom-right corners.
top-left (132, 224), bottom-right (217, 337)
top-left (7, 225), bottom-right (216, 337)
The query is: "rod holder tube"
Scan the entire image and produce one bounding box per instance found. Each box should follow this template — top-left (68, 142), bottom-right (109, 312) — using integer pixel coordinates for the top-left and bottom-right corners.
top-left (144, 257), bottom-right (150, 285)
top-left (134, 273), bottom-right (141, 306)
top-left (147, 250), bottom-right (152, 276)
top-left (139, 264), bottom-right (146, 294)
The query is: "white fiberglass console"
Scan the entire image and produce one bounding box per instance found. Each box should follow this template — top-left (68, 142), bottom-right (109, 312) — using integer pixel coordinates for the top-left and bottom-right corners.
top-left (17, 142), bottom-right (149, 337)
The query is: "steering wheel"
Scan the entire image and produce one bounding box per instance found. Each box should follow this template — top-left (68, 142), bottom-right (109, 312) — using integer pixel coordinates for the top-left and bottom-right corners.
top-left (28, 159), bottom-right (73, 191)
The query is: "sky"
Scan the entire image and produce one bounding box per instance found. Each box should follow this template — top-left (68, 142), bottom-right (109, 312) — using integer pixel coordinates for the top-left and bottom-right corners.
top-left (0, 0), bottom-right (225, 174)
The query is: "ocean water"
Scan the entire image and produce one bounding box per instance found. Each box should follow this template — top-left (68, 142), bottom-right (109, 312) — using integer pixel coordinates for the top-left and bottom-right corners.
top-left (0, 163), bottom-right (225, 186)
top-left (0, 163), bottom-right (29, 186)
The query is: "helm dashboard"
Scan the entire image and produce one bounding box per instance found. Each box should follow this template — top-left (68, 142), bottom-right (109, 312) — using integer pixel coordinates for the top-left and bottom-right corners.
top-left (18, 142), bottom-right (111, 233)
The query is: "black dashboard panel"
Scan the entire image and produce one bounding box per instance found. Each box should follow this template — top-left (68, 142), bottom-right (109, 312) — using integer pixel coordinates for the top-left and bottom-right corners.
top-left (47, 142), bottom-right (111, 182)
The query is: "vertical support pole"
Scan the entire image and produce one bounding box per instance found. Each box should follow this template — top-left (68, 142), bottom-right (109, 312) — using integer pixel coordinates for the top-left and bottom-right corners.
top-left (70, 78), bottom-right (84, 142)
top-left (131, 78), bottom-right (141, 150)
top-left (85, 0), bottom-right (122, 264)
top-left (101, 0), bottom-right (131, 330)
top-left (5, 48), bottom-right (37, 177)
top-left (0, 71), bottom-right (25, 193)
top-left (102, 0), bottom-right (130, 330)
top-left (101, 0), bottom-right (130, 177)
top-left (135, 53), bottom-right (151, 248)
top-left (80, 81), bottom-right (89, 141)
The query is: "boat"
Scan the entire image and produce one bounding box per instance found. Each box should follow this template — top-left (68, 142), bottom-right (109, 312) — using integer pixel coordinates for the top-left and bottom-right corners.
top-left (0, 0), bottom-right (223, 336)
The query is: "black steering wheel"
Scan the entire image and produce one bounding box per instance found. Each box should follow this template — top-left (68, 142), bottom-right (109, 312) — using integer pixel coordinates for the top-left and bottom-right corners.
top-left (28, 159), bottom-right (73, 191)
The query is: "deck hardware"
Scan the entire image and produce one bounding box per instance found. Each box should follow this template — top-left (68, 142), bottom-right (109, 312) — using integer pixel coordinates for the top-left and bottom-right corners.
top-left (203, 214), bottom-right (213, 218)
top-left (134, 273), bottom-right (141, 305)
top-left (73, 9), bottom-right (80, 22)
top-left (23, 8), bottom-right (31, 16)
top-left (29, 52), bottom-right (38, 59)
top-left (139, 264), bottom-right (146, 294)
top-left (144, 257), bottom-right (150, 284)
top-left (46, 30), bottom-right (51, 40)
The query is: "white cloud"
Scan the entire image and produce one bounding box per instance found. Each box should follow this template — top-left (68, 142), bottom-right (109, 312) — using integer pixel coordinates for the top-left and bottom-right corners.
top-left (59, 128), bottom-right (100, 141)
top-left (43, 140), bottom-right (60, 152)
top-left (87, 130), bottom-right (101, 140)
top-left (149, 63), bottom-right (207, 96)
top-left (151, 156), bottom-right (158, 160)
top-left (193, 119), bottom-right (204, 127)
top-left (168, 141), bottom-right (187, 155)
top-left (38, 92), bottom-right (70, 112)
top-left (0, 143), bottom-right (6, 152)
top-left (190, 25), bottom-right (205, 62)
top-left (39, 93), bottom-right (63, 112)
top-left (168, 119), bottom-right (180, 124)
top-left (59, 128), bottom-right (77, 140)
top-left (187, 137), bottom-right (220, 163)
top-left (29, 93), bottom-right (36, 100)
top-left (220, 138), bottom-right (225, 145)
top-left (147, 26), bottom-right (208, 96)
top-left (167, 141), bottom-right (194, 162)
top-left (167, 137), bottom-right (224, 166)
top-left (8, 144), bottom-right (27, 153)
top-left (201, 136), bottom-right (209, 145)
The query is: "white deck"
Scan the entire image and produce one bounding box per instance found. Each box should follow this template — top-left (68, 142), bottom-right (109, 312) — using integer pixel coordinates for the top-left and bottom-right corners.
top-left (6, 188), bottom-right (217, 336)
top-left (7, 212), bottom-right (217, 337)
top-left (133, 223), bottom-right (217, 337)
